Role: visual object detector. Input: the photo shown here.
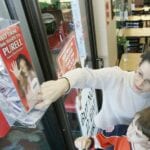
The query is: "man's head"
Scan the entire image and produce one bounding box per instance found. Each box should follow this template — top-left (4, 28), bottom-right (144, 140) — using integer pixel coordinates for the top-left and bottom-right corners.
top-left (133, 50), bottom-right (150, 93)
top-left (139, 50), bottom-right (150, 66)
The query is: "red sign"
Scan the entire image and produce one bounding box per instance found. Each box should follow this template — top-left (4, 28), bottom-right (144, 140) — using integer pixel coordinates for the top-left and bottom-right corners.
top-left (0, 111), bottom-right (10, 138)
top-left (0, 22), bottom-right (40, 112)
top-left (57, 32), bottom-right (80, 76)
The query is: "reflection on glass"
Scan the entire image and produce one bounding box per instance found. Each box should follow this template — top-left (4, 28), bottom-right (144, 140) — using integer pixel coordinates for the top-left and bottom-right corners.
top-left (38, 0), bottom-right (81, 140)
top-left (39, 0), bottom-right (99, 140)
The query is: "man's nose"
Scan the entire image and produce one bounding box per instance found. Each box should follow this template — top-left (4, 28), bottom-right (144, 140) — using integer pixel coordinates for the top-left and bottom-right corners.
top-left (137, 78), bottom-right (144, 87)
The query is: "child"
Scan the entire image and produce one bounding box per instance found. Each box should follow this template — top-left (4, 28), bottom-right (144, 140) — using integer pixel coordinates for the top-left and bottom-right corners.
top-left (74, 107), bottom-right (150, 150)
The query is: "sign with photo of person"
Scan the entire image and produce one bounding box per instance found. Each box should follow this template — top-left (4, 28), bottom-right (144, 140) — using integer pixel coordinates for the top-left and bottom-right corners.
top-left (0, 19), bottom-right (40, 112)
top-left (0, 19), bottom-right (47, 133)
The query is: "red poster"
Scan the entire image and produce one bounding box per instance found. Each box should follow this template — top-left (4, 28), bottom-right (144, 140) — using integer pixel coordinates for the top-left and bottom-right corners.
top-left (57, 32), bottom-right (80, 112)
top-left (0, 111), bottom-right (10, 138)
top-left (57, 32), bottom-right (80, 76)
top-left (0, 21), bottom-right (40, 112)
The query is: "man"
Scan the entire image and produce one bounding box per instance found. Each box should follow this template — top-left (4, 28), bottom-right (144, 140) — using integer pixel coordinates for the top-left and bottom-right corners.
top-left (35, 50), bottom-right (150, 131)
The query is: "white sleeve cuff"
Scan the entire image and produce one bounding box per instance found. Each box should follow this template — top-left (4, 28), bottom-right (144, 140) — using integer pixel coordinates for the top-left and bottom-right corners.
top-left (93, 136), bottom-right (103, 149)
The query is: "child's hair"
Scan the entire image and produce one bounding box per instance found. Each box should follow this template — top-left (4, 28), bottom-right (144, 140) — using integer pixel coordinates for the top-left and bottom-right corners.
top-left (139, 49), bottom-right (150, 66)
top-left (137, 107), bottom-right (150, 138)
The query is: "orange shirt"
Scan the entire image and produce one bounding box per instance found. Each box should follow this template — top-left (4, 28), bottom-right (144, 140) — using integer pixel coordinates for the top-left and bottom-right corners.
top-left (96, 133), bottom-right (131, 150)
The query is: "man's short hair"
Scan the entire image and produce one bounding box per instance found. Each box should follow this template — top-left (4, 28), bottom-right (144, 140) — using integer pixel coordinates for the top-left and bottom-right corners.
top-left (140, 50), bottom-right (150, 66)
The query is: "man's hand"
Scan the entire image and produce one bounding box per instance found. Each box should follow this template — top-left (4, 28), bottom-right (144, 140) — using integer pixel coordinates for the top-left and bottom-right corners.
top-left (35, 78), bottom-right (70, 110)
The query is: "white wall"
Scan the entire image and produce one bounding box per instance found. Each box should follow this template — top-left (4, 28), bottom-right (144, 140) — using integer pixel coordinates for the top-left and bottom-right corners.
top-left (92, 0), bottom-right (117, 67)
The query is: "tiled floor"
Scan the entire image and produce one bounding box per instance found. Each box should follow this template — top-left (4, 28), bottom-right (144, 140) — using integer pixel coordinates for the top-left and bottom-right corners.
top-left (0, 127), bottom-right (51, 150)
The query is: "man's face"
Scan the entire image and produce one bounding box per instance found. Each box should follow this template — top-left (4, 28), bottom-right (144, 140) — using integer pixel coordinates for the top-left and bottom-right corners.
top-left (133, 61), bottom-right (150, 93)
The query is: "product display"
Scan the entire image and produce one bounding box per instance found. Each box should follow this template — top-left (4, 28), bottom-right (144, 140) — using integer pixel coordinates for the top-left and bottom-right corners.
top-left (0, 19), bottom-right (47, 137)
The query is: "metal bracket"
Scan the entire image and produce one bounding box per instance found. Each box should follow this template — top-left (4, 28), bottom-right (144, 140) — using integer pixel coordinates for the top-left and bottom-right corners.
top-left (96, 57), bottom-right (104, 68)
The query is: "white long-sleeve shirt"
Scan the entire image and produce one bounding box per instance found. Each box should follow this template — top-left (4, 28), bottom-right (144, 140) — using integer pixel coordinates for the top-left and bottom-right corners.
top-left (64, 67), bottom-right (150, 129)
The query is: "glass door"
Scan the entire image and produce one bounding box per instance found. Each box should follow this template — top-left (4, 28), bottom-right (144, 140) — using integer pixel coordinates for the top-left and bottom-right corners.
top-left (18, 0), bottom-right (100, 149)
top-left (39, 0), bottom-right (82, 140)
top-left (37, 0), bottom-right (100, 139)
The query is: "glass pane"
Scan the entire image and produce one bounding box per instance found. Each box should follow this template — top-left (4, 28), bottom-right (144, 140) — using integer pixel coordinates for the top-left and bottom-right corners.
top-left (38, 0), bottom-right (98, 140)
top-left (0, 126), bottom-right (51, 150)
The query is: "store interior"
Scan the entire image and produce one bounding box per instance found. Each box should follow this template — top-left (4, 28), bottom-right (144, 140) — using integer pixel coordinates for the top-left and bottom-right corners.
top-left (39, 0), bottom-right (150, 68)
top-left (0, 0), bottom-right (150, 149)
top-left (39, 0), bottom-right (150, 147)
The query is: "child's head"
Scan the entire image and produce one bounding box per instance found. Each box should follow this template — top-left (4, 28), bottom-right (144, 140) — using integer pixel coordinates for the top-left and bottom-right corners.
top-left (127, 107), bottom-right (150, 149)
top-left (137, 106), bottom-right (150, 139)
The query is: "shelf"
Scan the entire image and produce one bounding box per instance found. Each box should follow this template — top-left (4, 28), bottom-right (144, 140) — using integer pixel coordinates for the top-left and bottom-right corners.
top-left (60, 0), bottom-right (71, 2)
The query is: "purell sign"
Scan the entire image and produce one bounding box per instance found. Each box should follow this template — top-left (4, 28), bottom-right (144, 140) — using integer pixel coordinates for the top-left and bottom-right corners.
top-left (0, 19), bottom-right (47, 132)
